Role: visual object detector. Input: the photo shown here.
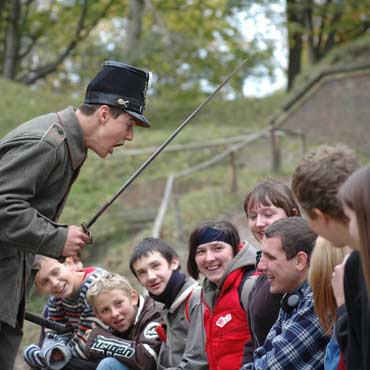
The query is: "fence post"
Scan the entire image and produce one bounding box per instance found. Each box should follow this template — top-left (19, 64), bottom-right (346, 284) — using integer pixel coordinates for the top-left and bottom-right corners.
top-left (229, 151), bottom-right (238, 193)
top-left (173, 191), bottom-right (186, 241)
top-left (152, 175), bottom-right (175, 238)
top-left (271, 128), bottom-right (281, 172)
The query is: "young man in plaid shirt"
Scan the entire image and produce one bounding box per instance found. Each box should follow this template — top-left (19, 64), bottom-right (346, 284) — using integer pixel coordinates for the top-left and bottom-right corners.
top-left (241, 217), bottom-right (329, 370)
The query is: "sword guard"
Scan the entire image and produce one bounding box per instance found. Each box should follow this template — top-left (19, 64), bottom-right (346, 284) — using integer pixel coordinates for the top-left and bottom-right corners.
top-left (81, 222), bottom-right (93, 245)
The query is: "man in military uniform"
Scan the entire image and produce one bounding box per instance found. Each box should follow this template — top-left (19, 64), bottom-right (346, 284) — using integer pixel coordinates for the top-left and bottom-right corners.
top-left (0, 61), bottom-right (151, 369)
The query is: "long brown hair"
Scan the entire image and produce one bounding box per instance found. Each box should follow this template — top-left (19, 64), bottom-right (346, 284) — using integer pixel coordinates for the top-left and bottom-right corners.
top-left (339, 164), bottom-right (370, 296)
top-left (309, 237), bottom-right (351, 333)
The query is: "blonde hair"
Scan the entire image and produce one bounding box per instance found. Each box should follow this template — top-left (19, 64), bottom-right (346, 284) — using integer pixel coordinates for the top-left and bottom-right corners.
top-left (309, 237), bottom-right (351, 333)
top-left (87, 273), bottom-right (134, 308)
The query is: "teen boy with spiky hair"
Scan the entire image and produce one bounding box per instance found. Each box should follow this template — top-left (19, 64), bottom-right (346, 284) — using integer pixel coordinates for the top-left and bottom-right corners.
top-left (291, 144), bottom-right (364, 370)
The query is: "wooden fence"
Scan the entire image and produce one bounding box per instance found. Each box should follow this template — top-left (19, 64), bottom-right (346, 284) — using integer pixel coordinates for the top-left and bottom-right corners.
top-left (151, 126), bottom-right (305, 238)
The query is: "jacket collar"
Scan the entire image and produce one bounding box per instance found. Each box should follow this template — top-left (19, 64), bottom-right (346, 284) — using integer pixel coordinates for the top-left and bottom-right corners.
top-left (57, 106), bottom-right (87, 170)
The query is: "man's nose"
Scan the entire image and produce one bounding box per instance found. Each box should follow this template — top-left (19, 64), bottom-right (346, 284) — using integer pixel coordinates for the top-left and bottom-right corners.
top-left (256, 214), bottom-right (265, 227)
top-left (111, 307), bottom-right (120, 318)
top-left (257, 255), bottom-right (267, 272)
top-left (125, 129), bottom-right (134, 141)
top-left (204, 250), bottom-right (215, 261)
top-left (147, 269), bottom-right (156, 281)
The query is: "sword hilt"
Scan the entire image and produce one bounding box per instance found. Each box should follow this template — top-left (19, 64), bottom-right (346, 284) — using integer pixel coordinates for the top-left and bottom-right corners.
top-left (81, 222), bottom-right (93, 245)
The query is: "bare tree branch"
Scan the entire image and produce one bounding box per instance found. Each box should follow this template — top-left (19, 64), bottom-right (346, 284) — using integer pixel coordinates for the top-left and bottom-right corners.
top-left (17, 0), bottom-right (116, 84)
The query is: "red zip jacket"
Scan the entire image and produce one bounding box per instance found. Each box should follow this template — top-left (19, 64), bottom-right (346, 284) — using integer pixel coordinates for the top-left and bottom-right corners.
top-left (203, 268), bottom-right (251, 370)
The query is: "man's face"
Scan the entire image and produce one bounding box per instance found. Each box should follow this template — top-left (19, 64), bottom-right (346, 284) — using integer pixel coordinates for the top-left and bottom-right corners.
top-left (301, 208), bottom-right (353, 248)
top-left (93, 289), bottom-right (138, 333)
top-left (259, 236), bottom-right (301, 294)
top-left (343, 205), bottom-right (360, 249)
top-left (95, 110), bottom-right (136, 158)
top-left (35, 258), bottom-right (80, 298)
top-left (132, 251), bottom-right (179, 295)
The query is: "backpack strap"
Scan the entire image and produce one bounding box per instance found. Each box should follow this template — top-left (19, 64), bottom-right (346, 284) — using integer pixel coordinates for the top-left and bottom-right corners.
top-left (184, 288), bottom-right (195, 323)
top-left (238, 267), bottom-right (261, 311)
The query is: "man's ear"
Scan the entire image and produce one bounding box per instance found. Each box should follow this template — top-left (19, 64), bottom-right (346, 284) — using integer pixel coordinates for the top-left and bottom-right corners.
top-left (131, 289), bottom-right (139, 306)
top-left (98, 105), bottom-right (110, 124)
top-left (292, 208), bottom-right (299, 216)
top-left (170, 256), bottom-right (180, 270)
top-left (295, 251), bottom-right (309, 271)
top-left (64, 257), bottom-right (75, 270)
top-left (312, 208), bottom-right (330, 224)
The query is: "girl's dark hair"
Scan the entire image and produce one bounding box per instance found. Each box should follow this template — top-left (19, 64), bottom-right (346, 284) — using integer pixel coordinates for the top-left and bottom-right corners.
top-left (187, 220), bottom-right (240, 280)
top-left (244, 180), bottom-right (300, 218)
top-left (339, 164), bottom-right (370, 296)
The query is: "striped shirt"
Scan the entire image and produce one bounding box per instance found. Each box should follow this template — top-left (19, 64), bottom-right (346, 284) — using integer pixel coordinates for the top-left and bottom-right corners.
top-left (46, 267), bottom-right (107, 359)
top-left (242, 281), bottom-right (329, 370)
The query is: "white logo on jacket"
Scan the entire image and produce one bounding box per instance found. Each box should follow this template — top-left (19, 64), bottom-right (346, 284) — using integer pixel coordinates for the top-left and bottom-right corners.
top-left (216, 313), bottom-right (232, 328)
top-left (144, 322), bottom-right (160, 339)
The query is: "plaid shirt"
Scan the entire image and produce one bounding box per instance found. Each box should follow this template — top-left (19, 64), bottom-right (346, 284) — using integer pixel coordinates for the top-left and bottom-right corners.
top-left (242, 281), bottom-right (329, 370)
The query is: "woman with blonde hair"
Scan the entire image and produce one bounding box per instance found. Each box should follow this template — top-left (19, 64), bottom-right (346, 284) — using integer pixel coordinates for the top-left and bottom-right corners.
top-left (309, 236), bottom-right (351, 370)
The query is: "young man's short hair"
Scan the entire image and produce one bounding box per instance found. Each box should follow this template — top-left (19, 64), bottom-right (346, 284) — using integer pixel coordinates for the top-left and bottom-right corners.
top-left (87, 273), bottom-right (133, 307)
top-left (129, 237), bottom-right (179, 277)
top-left (291, 145), bottom-right (359, 222)
top-left (78, 103), bottom-right (124, 118)
top-left (264, 217), bottom-right (317, 260)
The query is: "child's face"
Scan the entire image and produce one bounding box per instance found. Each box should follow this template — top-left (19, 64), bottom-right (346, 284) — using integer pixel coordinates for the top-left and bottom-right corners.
top-left (94, 289), bottom-right (138, 332)
top-left (132, 251), bottom-right (179, 295)
top-left (35, 258), bottom-right (82, 298)
top-left (195, 241), bottom-right (234, 285)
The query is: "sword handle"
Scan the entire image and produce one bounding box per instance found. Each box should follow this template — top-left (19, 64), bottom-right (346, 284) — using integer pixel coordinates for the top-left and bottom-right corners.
top-left (81, 222), bottom-right (93, 245)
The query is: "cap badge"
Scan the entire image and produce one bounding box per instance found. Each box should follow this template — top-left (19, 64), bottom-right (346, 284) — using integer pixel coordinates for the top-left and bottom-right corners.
top-left (117, 98), bottom-right (130, 108)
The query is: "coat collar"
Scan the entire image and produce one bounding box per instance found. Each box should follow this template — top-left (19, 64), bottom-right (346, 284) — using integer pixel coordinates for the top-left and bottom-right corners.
top-left (57, 106), bottom-right (87, 170)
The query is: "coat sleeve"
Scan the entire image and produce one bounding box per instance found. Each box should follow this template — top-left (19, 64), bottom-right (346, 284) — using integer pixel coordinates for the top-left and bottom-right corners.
top-left (0, 139), bottom-right (66, 256)
top-left (85, 321), bottom-right (161, 370)
top-left (165, 287), bottom-right (209, 370)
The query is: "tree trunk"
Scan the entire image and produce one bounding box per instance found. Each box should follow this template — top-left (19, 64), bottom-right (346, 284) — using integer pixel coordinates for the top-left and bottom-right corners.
top-left (123, 0), bottom-right (145, 65)
top-left (3, 0), bottom-right (20, 79)
top-left (286, 0), bottom-right (304, 91)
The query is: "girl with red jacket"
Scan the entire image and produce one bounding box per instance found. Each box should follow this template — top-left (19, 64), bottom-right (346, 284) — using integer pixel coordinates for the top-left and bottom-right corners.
top-left (187, 220), bottom-right (257, 370)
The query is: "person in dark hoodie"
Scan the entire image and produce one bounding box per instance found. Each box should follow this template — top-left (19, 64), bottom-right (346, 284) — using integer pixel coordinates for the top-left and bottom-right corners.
top-left (187, 220), bottom-right (257, 370)
top-left (243, 180), bottom-right (300, 362)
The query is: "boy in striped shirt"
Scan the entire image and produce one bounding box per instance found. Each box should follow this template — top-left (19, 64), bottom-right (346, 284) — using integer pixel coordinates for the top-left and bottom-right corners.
top-left (24, 255), bottom-right (107, 370)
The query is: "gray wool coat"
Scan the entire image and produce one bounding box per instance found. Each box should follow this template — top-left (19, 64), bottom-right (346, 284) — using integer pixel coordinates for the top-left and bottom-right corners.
top-left (0, 106), bottom-right (87, 327)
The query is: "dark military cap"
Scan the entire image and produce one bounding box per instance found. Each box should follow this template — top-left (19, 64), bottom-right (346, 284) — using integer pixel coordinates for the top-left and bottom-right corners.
top-left (84, 61), bottom-right (150, 127)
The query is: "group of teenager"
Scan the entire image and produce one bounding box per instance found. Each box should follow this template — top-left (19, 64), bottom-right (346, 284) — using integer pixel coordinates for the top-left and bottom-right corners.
top-left (0, 60), bottom-right (369, 370)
